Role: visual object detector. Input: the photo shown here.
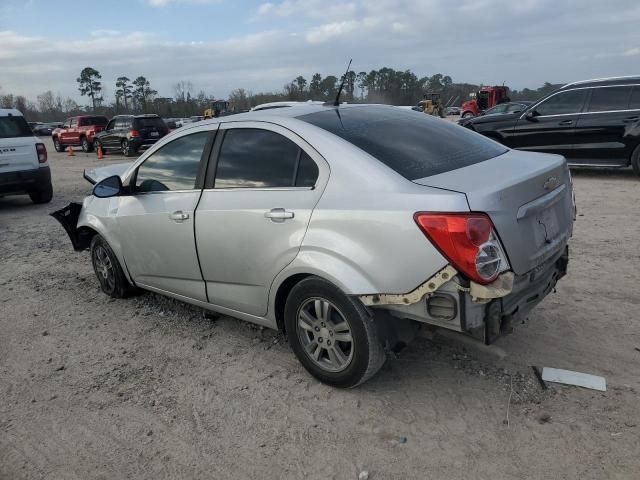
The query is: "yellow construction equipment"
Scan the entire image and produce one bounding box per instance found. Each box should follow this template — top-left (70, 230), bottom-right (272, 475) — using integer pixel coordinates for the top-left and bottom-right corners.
top-left (204, 99), bottom-right (230, 119)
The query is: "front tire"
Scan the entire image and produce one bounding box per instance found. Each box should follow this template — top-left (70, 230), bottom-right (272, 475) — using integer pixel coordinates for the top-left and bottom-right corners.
top-left (93, 139), bottom-right (105, 155)
top-left (90, 235), bottom-right (136, 298)
top-left (462, 111), bottom-right (474, 118)
top-left (28, 183), bottom-right (53, 204)
top-left (284, 277), bottom-right (386, 388)
top-left (53, 137), bottom-right (65, 152)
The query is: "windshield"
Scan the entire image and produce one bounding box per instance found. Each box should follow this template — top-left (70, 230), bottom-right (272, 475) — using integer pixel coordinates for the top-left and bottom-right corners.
top-left (297, 106), bottom-right (507, 180)
top-left (0, 116), bottom-right (33, 138)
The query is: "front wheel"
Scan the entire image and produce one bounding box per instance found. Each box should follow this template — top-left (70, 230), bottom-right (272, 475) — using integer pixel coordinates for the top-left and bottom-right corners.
top-left (90, 235), bottom-right (136, 298)
top-left (53, 137), bottom-right (65, 152)
top-left (284, 277), bottom-right (386, 388)
top-left (93, 139), bottom-right (105, 154)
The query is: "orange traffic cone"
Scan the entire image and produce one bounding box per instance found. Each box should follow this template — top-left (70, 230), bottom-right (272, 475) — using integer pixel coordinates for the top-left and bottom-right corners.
top-left (97, 146), bottom-right (104, 160)
top-left (67, 146), bottom-right (75, 157)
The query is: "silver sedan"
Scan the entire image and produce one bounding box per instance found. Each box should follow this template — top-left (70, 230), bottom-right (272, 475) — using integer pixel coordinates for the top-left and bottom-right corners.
top-left (53, 104), bottom-right (574, 387)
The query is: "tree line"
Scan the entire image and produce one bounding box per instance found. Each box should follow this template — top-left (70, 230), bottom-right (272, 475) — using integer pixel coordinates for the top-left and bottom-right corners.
top-left (0, 65), bottom-right (563, 122)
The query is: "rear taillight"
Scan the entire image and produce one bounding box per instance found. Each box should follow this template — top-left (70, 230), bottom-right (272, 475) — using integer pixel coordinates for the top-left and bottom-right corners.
top-left (36, 143), bottom-right (47, 163)
top-left (414, 212), bottom-right (509, 284)
top-left (129, 129), bottom-right (140, 137)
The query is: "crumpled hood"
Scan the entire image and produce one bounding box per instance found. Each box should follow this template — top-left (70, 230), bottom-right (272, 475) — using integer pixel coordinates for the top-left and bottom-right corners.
top-left (83, 162), bottom-right (131, 185)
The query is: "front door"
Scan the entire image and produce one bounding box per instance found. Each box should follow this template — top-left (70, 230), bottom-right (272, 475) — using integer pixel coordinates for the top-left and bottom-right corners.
top-left (115, 129), bottom-right (213, 300)
top-left (195, 123), bottom-right (327, 316)
top-left (101, 119), bottom-right (117, 150)
top-left (507, 88), bottom-right (588, 159)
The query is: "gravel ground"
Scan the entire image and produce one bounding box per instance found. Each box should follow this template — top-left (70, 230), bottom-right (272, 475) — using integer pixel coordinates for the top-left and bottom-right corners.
top-left (1, 137), bottom-right (639, 479)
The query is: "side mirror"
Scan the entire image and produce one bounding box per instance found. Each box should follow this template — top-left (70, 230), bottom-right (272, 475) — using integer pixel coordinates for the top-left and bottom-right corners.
top-left (93, 175), bottom-right (123, 198)
top-left (525, 110), bottom-right (539, 122)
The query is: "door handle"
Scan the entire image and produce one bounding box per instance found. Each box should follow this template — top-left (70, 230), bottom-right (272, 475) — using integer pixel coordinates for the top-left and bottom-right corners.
top-left (264, 208), bottom-right (295, 222)
top-left (169, 211), bottom-right (189, 222)
top-left (558, 119), bottom-right (573, 126)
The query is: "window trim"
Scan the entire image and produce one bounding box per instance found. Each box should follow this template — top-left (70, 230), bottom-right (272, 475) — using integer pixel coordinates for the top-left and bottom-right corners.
top-left (586, 85), bottom-right (633, 113)
top-left (204, 123), bottom-right (322, 191)
top-left (520, 84), bottom-right (640, 119)
top-left (129, 129), bottom-right (216, 195)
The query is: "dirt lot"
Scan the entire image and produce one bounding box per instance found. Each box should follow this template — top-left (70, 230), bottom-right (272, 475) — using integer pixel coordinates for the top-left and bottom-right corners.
top-left (1, 137), bottom-right (639, 480)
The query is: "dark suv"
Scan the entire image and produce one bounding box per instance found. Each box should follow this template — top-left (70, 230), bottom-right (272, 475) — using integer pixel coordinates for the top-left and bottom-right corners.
top-left (93, 115), bottom-right (168, 157)
top-left (460, 76), bottom-right (640, 175)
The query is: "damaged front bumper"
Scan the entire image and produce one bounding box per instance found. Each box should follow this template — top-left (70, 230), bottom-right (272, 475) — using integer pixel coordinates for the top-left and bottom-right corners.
top-left (50, 202), bottom-right (90, 251)
top-left (361, 246), bottom-right (569, 345)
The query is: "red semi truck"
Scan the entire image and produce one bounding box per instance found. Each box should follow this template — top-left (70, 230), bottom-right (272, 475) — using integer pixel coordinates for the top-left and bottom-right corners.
top-left (52, 115), bottom-right (108, 153)
top-left (461, 86), bottom-right (510, 118)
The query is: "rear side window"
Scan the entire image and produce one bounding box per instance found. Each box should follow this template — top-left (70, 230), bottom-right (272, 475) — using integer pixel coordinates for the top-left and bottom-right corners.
top-left (135, 117), bottom-right (166, 128)
top-left (135, 131), bottom-right (209, 192)
top-left (214, 129), bottom-right (318, 188)
top-left (297, 106), bottom-right (507, 180)
top-left (535, 90), bottom-right (586, 116)
top-left (0, 116), bottom-right (32, 138)
top-left (587, 86), bottom-right (633, 112)
top-left (629, 87), bottom-right (640, 110)
top-left (79, 116), bottom-right (108, 127)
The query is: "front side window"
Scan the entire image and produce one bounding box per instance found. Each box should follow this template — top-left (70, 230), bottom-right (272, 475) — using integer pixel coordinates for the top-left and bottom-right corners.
top-left (135, 131), bottom-right (209, 193)
top-left (214, 129), bottom-right (318, 188)
top-left (587, 86), bottom-right (633, 112)
top-left (105, 119), bottom-right (116, 130)
top-left (535, 90), bottom-right (586, 116)
top-left (70, 118), bottom-right (77, 127)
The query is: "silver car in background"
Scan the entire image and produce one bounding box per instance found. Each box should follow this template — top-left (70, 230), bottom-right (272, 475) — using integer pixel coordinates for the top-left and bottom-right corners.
top-left (53, 104), bottom-right (574, 387)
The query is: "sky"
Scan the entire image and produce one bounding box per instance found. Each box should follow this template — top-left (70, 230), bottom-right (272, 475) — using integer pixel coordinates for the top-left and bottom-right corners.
top-left (1, 0), bottom-right (640, 105)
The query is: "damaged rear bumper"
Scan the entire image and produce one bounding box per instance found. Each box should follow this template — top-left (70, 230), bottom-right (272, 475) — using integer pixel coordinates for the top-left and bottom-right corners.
top-left (363, 245), bottom-right (569, 345)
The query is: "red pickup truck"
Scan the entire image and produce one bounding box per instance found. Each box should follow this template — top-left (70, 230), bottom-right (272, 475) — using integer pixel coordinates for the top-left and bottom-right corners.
top-left (52, 115), bottom-right (108, 153)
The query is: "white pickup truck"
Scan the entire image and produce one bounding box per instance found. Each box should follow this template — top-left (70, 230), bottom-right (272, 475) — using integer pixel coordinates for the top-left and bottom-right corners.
top-left (0, 109), bottom-right (52, 204)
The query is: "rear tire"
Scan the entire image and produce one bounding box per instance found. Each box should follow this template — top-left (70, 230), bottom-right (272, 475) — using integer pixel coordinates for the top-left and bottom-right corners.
top-left (81, 136), bottom-right (92, 153)
top-left (28, 183), bottom-right (53, 204)
top-left (121, 139), bottom-right (136, 157)
top-left (284, 277), bottom-right (386, 388)
top-left (90, 235), bottom-right (136, 298)
top-left (631, 145), bottom-right (640, 176)
top-left (53, 137), bottom-right (65, 152)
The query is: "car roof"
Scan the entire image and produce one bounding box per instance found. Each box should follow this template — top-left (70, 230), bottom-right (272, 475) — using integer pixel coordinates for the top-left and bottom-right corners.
top-left (562, 75), bottom-right (640, 89)
top-left (0, 108), bottom-right (24, 117)
top-left (251, 101), bottom-right (325, 111)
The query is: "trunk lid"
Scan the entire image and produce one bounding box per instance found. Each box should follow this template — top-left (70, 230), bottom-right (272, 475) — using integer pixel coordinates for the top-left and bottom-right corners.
top-left (413, 150), bottom-right (574, 275)
top-left (0, 137), bottom-right (39, 173)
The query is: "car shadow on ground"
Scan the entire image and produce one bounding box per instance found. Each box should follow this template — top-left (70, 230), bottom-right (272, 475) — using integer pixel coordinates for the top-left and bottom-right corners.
top-left (569, 166), bottom-right (636, 180)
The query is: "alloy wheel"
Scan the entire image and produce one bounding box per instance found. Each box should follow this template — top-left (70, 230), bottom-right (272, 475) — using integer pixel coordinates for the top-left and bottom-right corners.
top-left (92, 245), bottom-right (115, 293)
top-left (296, 298), bottom-right (354, 372)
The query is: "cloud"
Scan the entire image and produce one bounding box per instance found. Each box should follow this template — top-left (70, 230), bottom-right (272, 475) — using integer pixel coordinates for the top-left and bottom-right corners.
top-left (146, 0), bottom-right (221, 6)
top-left (2, 0), bottom-right (640, 105)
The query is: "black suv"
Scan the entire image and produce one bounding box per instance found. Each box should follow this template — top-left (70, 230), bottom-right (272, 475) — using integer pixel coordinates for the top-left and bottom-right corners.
top-left (94, 115), bottom-right (168, 157)
top-left (460, 76), bottom-right (640, 175)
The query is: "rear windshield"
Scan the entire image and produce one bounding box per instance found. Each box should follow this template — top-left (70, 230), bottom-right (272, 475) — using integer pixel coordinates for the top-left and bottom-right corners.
top-left (0, 116), bottom-right (32, 138)
top-left (80, 116), bottom-right (108, 126)
top-left (297, 106), bottom-right (507, 180)
top-left (134, 117), bottom-right (166, 128)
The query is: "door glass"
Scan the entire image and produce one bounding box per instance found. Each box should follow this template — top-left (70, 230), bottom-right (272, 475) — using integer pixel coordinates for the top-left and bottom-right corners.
top-left (587, 86), bottom-right (633, 112)
top-left (70, 118), bottom-right (77, 127)
top-left (214, 129), bottom-right (301, 188)
top-left (105, 119), bottom-right (116, 130)
top-left (135, 131), bottom-right (209, 192)
top-left (295, 151), bottom-right (319, 187)
top-left (535, 90), bottom-right (586, 116)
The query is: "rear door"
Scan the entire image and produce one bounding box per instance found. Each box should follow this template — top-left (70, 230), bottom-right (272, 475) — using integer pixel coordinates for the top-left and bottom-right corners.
top-left (195, 122), bottom-right (327, 316)
top-left (0, 115), bottom-right (38, 174)
top-left (115, 128), bottom-right (214, 300)
top-left (573, 85), bottom-right (637, 166)
top-left (507, 89), bottom-right (587, 159)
